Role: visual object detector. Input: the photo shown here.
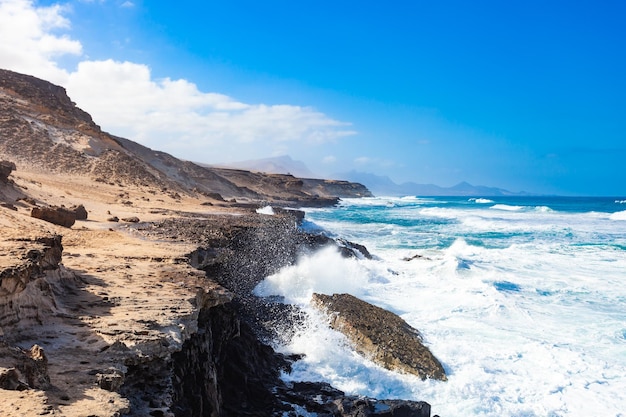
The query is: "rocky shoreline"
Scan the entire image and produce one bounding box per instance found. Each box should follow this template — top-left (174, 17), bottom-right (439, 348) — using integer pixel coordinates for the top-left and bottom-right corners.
top-left (1, 206), bottom-right (438, 416)
top-left (130, 211), bottom-right (440, 416)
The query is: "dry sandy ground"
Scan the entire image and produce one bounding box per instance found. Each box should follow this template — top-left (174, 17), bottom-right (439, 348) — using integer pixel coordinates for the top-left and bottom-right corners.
top-left (0, 168), bottom-right (241, 416)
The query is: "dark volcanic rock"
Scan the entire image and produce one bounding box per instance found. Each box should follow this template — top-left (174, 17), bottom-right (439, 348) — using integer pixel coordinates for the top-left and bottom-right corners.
top-left (278, 381), bottom-right (431, 417)
top-left (172, 302), bottom-right (292, 417)
top-left (272, 206), bottom-right (305, 224)
top-left (312, 293), bottom-right (447, 381)
top-left (30, 205), bottom-right (76, 227)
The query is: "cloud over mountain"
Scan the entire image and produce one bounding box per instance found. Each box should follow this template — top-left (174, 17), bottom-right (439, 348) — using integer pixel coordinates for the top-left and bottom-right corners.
top-left (0, 0), bottom-right (355, 164)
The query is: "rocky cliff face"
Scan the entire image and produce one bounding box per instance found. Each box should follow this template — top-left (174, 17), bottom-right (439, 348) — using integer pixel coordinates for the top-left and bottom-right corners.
top-left (0, 68), bottom-right (371, 205)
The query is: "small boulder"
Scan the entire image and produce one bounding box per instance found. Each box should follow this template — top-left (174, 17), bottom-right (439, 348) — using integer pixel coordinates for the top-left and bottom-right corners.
top-left (31, 205), bottom-right (76, 228)
top-left (121, 216), bottom-right (140, 223)
top-left (0, 368), bottom-right (28, 390)
top-left (0, 160), bottom-right (16, 183)
top-left (96, 368), bottom-right (125, 392)
top-left (20, 345), bottom-right (50, 389)
top-left (0, 344), bottom-right (51, 390)
top-left (206, 192), bottom-right (225, 201)
top-left (70, 204), bottom-right (88, 220)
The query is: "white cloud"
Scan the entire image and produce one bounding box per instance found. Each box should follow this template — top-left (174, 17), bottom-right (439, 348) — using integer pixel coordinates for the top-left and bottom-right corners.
top-left (0, 0), bottom-right (81, 84)
top-left (322, 155), bottom-right (336, 164)
top-left (120, 1), bottom-right (134, 8)
top-left (1, 0), bottom-right (356, 164)
top-left (354, 156), bottom-right (371, 165)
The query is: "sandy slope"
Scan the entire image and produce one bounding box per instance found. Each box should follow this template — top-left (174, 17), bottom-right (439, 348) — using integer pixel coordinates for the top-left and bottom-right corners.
top-left (0, 167), bottom-right (240, 416)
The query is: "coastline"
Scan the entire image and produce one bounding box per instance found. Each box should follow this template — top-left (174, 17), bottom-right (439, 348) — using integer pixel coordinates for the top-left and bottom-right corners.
top-left (0, 69), bottom-right (433, 416)
top-left (0, 167), bottom-right (433, 416)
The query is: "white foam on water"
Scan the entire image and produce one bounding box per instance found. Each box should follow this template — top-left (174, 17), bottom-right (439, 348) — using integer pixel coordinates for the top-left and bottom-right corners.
top-left (490, 204), bottom-right (524, 211)
top-left (610, 210), bottom-right (626, 221)
top-left (283, 199), bottom-right (626, 416)
top-left (254, 245), bottom-right (373, 304)
top-left (469, 198), bottom-right (494, 204)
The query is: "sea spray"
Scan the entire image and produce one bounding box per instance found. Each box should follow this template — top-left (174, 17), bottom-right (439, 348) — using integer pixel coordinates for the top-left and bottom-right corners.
top-left (256, 196), bottom-right (626, 416)
top-left (254, 245), bottom-right (372, 304)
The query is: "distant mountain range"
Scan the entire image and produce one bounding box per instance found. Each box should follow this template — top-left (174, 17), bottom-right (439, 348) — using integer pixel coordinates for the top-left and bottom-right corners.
top-left (219, 155), bottom-right (527, 197)
top-left (335, 171), bottom-right (528, 197)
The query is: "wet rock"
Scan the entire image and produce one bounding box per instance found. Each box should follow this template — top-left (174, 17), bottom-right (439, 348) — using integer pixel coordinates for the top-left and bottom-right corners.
top-left (403, 253), bottom-right (431, 261)
top-left (277, 381), bottom-right (431, 416)
top-left (31, 205), bottom-right (76, 227)
top-left (312, 293), bottom-right (447, 381)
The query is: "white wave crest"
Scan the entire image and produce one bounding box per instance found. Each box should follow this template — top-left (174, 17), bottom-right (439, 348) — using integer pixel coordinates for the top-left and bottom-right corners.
top-left (610, 210), bottom-right (626, 221)
top-left (490, 204), bottom-right (524, 211)
top-left (419, 207), bottom-right (458, 218)
top-left (469, 198), bottom-right (494, 204)
top-left (616, 200), bottom-right (626, 204)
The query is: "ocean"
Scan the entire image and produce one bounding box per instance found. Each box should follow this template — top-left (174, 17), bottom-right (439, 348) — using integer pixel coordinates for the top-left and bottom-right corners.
top-left (254, 196), bottom-right (626, 416)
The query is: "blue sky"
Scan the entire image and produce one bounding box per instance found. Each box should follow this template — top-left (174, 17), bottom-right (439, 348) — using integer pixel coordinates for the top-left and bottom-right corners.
top-left (1, 0), bottom-right (625, 195)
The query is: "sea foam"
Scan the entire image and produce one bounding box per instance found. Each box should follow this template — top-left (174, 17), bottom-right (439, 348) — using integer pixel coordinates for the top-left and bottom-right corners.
top-left (276, 196), bottom-right (626, 416)
top-left (610, 210), bottom-right (626, 221)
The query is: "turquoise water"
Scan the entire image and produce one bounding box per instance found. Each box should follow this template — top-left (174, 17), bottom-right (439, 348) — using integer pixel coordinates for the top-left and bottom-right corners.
top-left (256, 196), bottom-right (626, 416)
